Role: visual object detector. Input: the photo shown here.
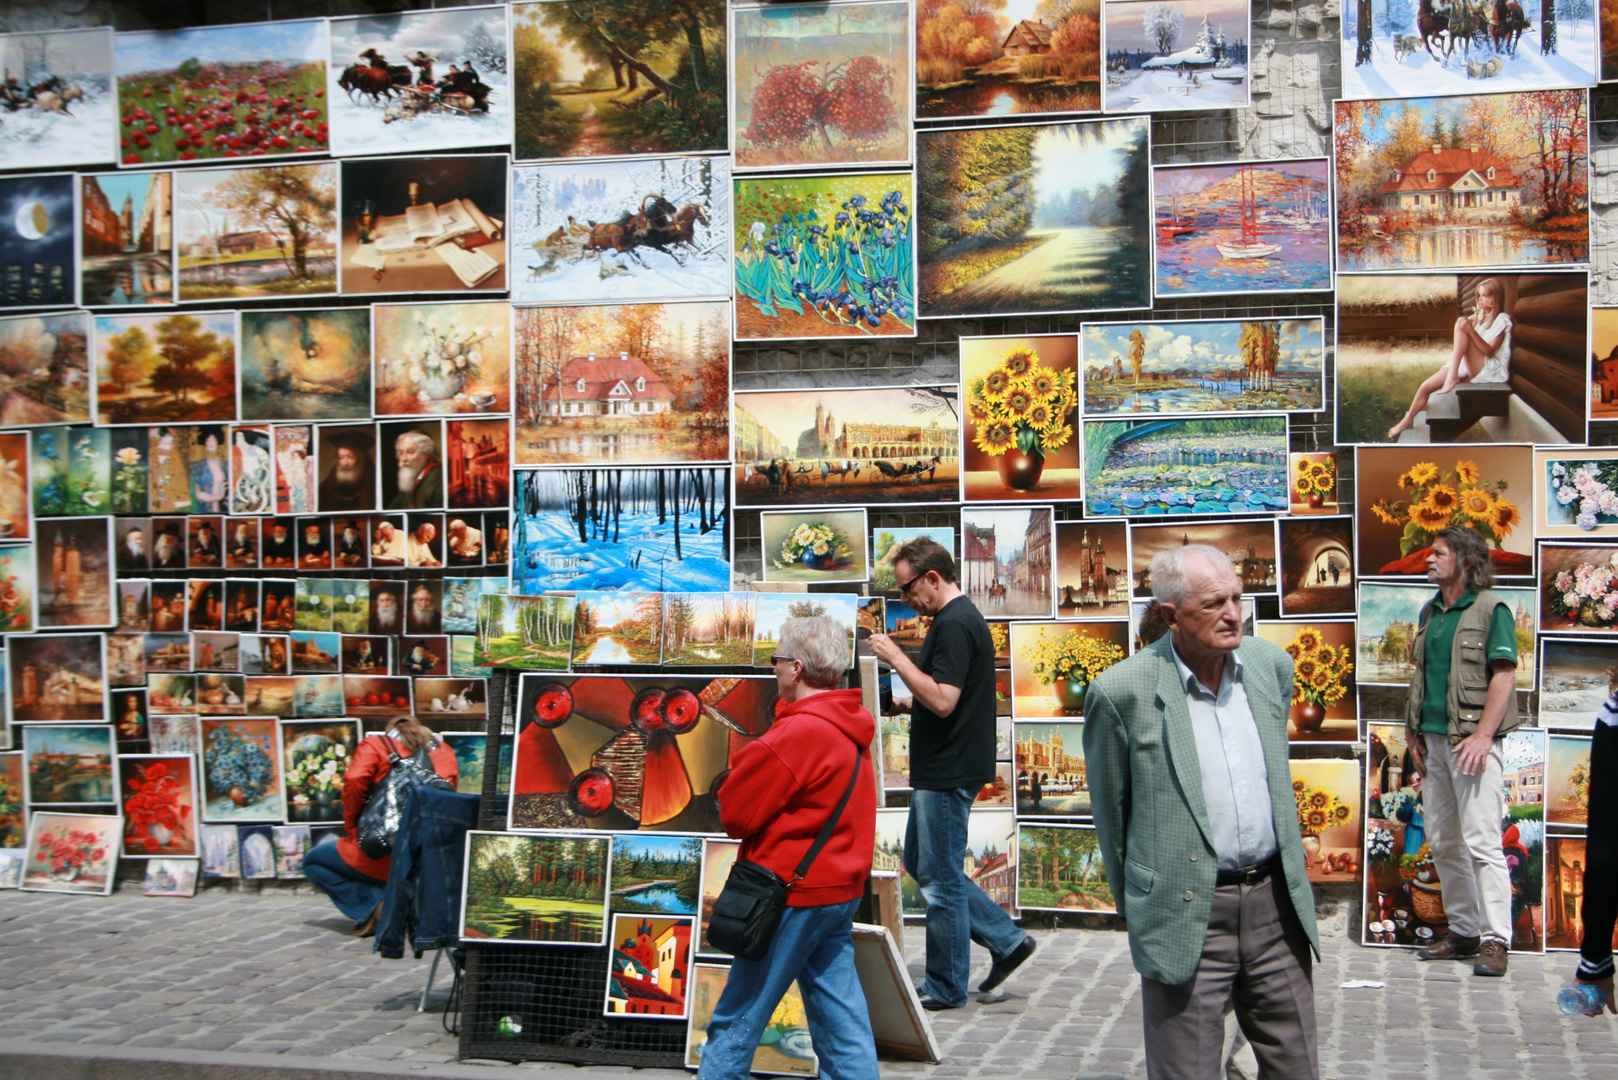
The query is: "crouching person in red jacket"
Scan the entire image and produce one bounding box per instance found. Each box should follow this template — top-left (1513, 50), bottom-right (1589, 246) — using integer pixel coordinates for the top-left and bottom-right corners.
top-left (698, 616), bottom-right (879, 1080)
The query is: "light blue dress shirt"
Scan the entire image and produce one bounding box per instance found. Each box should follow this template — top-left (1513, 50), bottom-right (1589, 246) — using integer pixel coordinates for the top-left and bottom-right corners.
top-left (1170, 642), bottom-right (1278, 872)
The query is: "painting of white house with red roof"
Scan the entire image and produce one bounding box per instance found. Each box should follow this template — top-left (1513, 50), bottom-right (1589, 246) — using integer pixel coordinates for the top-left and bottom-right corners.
top-left (512, 300), bottom-right (731, 466)
top-left (604, 913), bottom-right (694, 1019)
top-left (1333, 89), bottom-right (1588, 273)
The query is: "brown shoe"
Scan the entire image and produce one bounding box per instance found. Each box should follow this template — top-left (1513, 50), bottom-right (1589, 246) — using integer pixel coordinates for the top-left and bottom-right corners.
top-left (352, 902), bottom-right (382, 938)
top-left (1473, 939), bottom-right (1509, 976)
top-left (1416, 931), bottom-right (1480, 961)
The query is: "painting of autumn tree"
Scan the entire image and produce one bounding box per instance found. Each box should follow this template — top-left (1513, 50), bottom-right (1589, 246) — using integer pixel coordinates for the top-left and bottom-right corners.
top-left (916, 0), bottom-right (1099, 120)
top-left (95, 311), bottom-right (237, 425)
top-left (174, 163), bottom-right (337, 301)
top-left (1333, 90), bottom-right (1588, 273)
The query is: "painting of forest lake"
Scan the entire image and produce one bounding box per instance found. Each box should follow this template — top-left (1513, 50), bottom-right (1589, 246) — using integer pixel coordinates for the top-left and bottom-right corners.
top-left (1342, 0), bottom-right (1597, 99)
top-left (1082, 415), bottom-right (1289, 516)
top-left (513, 467), bottom-right (730, 595)
top-left (1538, 638), bottom-right (1618, 729)
top-left (610, 833), bottom-right (701, 914)
top-left (511, 156), bottom-right (731, 305)
top-left (1101, 0), bottom-right (1251, 113)
top-left (461, 831), bottom-right (612, 945)
top-left (1153, 160), bottom-right (1332, 297)
top-left (238, 309), bottom-right (370, 422)
top-left (1081, 317), bottom-right (1325, 415)
top-left (1334, 91), bottom-right (1588, 273)
top-left (0, 312), bottom-right (91, 425)
top-left (916, 118), bottom-right (1150, 318)
top-left (0, 28), bottom-right (116, 170)
top-left (916, 0), bottom-right (1100, 120)
top-left (174, 164), bottom-right (338, 302)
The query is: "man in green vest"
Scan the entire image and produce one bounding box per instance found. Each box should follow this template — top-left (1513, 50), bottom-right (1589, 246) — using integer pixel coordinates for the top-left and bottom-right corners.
top-left (1405, 526), bottom-right (1522, 977)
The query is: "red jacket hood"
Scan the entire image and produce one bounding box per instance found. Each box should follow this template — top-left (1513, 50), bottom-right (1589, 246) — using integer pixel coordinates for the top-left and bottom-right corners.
top-left (771, 687), bottom-right (875, 745)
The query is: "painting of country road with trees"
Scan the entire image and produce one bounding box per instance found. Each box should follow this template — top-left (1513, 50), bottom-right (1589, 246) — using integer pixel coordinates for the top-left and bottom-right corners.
top-left (95, 311), bottom-right (237, 426)
top-left (174, 164), bottom-right (337, 302)
top-left (475, 593), bottom-right (575, 671)
top-left (917, 0), bottom-right (1100, 120)
top-left (917, 117), bottom-right (1150, 317)
top-left (1016, 823), bottom-right (1114, 912)
top-left (461, 831), bottom-right (612, 945)
top-left (512, 0), bottom-right (726, 161)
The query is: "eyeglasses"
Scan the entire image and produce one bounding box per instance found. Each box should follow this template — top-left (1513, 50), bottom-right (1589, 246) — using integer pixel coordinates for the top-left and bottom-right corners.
top-left (769, 655), bottom-right (798, 666)
top-left (894, 572), bottom-right (924, 596)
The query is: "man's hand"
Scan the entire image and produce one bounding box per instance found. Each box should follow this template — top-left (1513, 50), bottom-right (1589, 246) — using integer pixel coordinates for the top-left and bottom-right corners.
top-left (1576, 975), bottom-right (1616, 1016)
top-left (1453, 729), bottom-right (1494, 776)
top-left (1406, 728), bottom-right (1426, 772)
top-left (867, 632), bottom-right (903, 667)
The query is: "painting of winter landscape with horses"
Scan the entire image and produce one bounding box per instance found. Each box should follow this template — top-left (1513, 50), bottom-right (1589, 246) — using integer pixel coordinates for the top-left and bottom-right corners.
top-left (326, 6), bottom-right (509, 157)
top-left (1342, 0), bottom-right (1596, 98)
top-left (511, 156), bottom-right (731, 305)
top-left (0, 28), bottom-right (116, 170)
top-left (1101, 0), bottom-right (1252, 114)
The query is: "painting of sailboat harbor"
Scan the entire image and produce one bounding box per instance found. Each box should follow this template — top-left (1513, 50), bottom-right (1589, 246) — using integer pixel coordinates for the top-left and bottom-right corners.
top-left (1153, 159), bottom-right (1332, 298)
top-left (1081, 317), bottom-right (1325, 415)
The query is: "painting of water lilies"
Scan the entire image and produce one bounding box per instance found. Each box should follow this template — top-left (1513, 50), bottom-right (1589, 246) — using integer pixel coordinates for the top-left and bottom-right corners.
top-left (733, 172), bottom-right (915, 340)
top-left (1082, 414), bottom-right (1289, 517)
top-left (1153, 160), bottom-right (1332, 298)
top-left (916, 118), bottom-right (1150, 318)
top-left (1082, 317), bottom-right (1325, 417)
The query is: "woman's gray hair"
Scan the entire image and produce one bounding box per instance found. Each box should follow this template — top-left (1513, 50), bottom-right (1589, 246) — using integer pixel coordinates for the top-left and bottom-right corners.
top-left (1150, 544), bottom-right (1237, 606)
top-left (777, 616), bottom-right (850, 688)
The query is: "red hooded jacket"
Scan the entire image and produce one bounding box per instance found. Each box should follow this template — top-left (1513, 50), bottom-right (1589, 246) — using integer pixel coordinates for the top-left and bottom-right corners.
top-left (718, 688), bottom-right (877, 907)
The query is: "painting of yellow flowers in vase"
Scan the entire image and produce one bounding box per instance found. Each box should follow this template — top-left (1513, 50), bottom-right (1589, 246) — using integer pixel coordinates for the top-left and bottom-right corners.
top-left (1354, 445), bottom-right (1533, 579)
top-left (1255, 620), bottom-right (1357, 743)
top-left (1289, 760), bottom-right (1361, 885)
top-left (1009, 620), bottom-right (1128, 718)
top-left (960, 334), bottom-right (1080, 503)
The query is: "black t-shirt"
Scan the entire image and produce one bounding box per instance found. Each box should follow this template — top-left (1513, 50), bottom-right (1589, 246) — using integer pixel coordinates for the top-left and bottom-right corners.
top-left (909, 594), bottom-right (996, 790)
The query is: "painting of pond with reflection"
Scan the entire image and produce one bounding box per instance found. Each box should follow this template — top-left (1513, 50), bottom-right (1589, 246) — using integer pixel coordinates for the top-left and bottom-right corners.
top-left (1082, 415), bottom-right (1288, 517)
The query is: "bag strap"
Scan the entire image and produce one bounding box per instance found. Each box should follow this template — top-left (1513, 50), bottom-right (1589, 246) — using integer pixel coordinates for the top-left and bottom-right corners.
top-left (789, 747), bottom-right (863, 887)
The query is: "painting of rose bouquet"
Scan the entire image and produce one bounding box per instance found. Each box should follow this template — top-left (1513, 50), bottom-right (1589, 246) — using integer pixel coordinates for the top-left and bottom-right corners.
top-left (1542, 543), bottom-right (1618, 635)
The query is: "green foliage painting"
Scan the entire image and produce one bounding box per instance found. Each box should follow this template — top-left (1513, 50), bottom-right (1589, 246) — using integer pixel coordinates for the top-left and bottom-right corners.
top-left (462, 831), bottom-right (612, 944)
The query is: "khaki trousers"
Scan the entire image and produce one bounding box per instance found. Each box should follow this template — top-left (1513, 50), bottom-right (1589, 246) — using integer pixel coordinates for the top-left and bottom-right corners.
top-left (1420, 732), bottom-right (1513, 943)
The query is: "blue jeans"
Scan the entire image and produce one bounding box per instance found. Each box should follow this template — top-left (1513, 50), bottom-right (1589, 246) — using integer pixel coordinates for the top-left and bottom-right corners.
top-left (905, 787), bottom-right (1027, 1006)
top-left (697, 897), bottom-right (878, 1080)
top-left (303, 840), bottom-right (386, 923)
top-left (377, 786), bottom-right (480, 959)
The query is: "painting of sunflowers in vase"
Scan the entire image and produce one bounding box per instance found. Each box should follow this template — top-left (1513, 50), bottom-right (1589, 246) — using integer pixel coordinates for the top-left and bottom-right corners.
top-left (961, 335), bottom-right (1080, 502)
top-left (1255, 620), bottom-right (1357, 743)
top-left (1290, 760), bottom-right (1361, 885)
top-left (1355, 446), bottom-right (1533, 579)
top-left (1289, 452), bottom-right (1337, 514)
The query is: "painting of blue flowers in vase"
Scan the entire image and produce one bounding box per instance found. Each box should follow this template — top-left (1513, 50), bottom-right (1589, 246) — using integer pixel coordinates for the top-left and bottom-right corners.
top-left (199, 718), bottom-right (285, 822)
top-left (1082, 414), bottom-right (1289, 517)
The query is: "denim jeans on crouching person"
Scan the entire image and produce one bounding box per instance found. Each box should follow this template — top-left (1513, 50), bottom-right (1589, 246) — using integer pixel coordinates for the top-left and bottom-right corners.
top-left (302, 840), bottom-right (386, 923)
top-left (376, 786), bottom-right (480, 959)
top-left (905, 787), bottom-right (1027, 1006)
top-left (696, 897), bottom-right (878, 1080)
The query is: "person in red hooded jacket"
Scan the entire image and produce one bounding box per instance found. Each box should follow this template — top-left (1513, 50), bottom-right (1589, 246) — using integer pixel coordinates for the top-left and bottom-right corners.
top-left (696, 616), bottom-right (878, 1080)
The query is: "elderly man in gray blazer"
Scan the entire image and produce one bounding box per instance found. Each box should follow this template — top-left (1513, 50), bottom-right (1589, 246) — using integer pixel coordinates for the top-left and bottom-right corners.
top-left (1084, 543), bottom-right (1320, 1080)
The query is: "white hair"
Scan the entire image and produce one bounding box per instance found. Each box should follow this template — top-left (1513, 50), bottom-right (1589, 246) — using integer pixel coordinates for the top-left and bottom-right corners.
top-left (1150, 544), bottom-right (1237, 606)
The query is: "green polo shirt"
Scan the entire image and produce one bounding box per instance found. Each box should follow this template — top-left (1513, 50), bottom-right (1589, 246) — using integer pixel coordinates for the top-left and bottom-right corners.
top-left (1419, 589), bottom-right (1519, 735)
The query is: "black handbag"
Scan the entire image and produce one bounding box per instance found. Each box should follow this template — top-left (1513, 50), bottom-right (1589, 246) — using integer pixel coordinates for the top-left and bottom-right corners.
top-left (355, 736), bottom-right (455, 860)
top-left (708, 747), bottom-right (863, 962)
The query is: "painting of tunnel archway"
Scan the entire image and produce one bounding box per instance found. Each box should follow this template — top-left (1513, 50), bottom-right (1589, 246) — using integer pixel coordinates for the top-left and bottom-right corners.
top-left (1278, 514), bottom-right (1354, 618)
top-left (460, 830), bottom-right (612, 945)
top-left (1081, 414), bottom-right (1288, 517)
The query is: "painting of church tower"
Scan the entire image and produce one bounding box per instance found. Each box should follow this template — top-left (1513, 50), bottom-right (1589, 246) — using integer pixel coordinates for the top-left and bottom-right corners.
top-left (604, 914), bottom-right (693, 1019)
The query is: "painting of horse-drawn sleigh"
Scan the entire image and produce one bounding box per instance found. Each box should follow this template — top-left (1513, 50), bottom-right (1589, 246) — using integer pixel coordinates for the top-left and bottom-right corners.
top-left (732, 386), bottom-right (960, 508)
top-left (1342, 0), bottom-right (1596, 97)
top-left (0, 27), bottom-right (117, 170)
top-left (512, 156), bottom-right (732, 305)
top-left (327, 6), bottom-right (510, 157)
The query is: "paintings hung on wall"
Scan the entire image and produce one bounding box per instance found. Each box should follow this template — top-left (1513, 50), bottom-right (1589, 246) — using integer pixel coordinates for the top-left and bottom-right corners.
top-left (8, 633), bottom-right (106, 725)
top-left (80, 171), bottom-right (173, 307)
top-left (958, 335), bottom-right (1078, 502)
top-left (0, 545), bottom-right (36, 636)
top-left (35, 517), bottom-right (113, 630)
top-left (372, 301), bottom-right (511, 417)
top-left (174, 163), bottom-right (338, 302)
top-left (1335, 271), bottom-right (1588, 445)
top-left (117, 754), bottom-right (198, 857)
top-left (609, 832), bottom-right (702, 915)
top-left (732, 172), bottom-right (915, 340)
top-left (513, 301), bottom-right (731, 466)
top-left (1081, 317), bottom-right (1326, 416)
top-left (959, 506), bottom-right (1054, 619)
top-left (114, 19), bottom-right (331, 166)
top-left (143, 858), bottom-right (200, 897)
top-left (0, 312), bottom-right (92, 425)
top-left (0, 28), bottom-right (117, 170)
top-left (1101, 0), bottom-right (1252, 113)
top-left (697, 836), bottom-right (740, 956)
top-left (95, 312), bottom-right (237, 426)
top-left (0, 754), bottom-right (22, 843)
top-left (461, 830), bottom-right (612, 945)
top-left (326, 6), bottom-right (511, 158)
top-left (474, 593), bottom-right (574, 671)
top-left (1546, 833), bottom-right (1618, 952)
top-left (339, 154), bottom-right (509, 294)
top-left (1290, 452), bottom-right (1339, 515)
top-left (915, 118), bottom-right (1150, 318)
top-left (1534, 447), bottom-right (1618, 537)
top-left (0, 173), bottom-right (77, 311)
top-left (872, 526), bottom-right (954, 595)
top-left (915, 0), bottom-right (1100, 121)
top-left (510, 0), bottom-right (727, 162)
top-left (1013, 721), bottom-right (1088, 817)
top-left (1540, 542), bottom-right (1618, 636)
top-left (1357, 581), bottom-right (1536, 689)
top-left (198, 717), bottom-right (285, 822)
top-left (512, 467), bottom-right (731, 594)
top-left (32, 425), bottom-right (110, 517)
top-left (572, 592), bottom-right (665, 666)
top-left (1131, 519), bottom-right (1277, 598)
top-left (1082, 414), bottom-right (1289, 516)
top-left (22, 811), bottom-right (120, 895)
top-left (760, 509), bottom-right (870, 584)
top-left (730, 0), bottom-right (911, 171)
top-left (1333, 91), bottom-right (1589, 273)
top-left (279, 718), bottom-right (358, 824)
top-left (1538, 638), bottom-right (1618, 729)
top-left (511, 155), bottom-right (731, 305)
top-left (1288, 758), bottom-right (1361, 884)
top-left (732, 386), bottom-right (958, 506)
top-left (605, 913), bottom-right (694, 1018)
top-left (1278, 514), bottom-right (1354, 619)
top-left (1054, 520), bottom-right (1130, 617)
top-left (1353, 444), bottom-right (1534, 578)
top-left (1253, 621), bottom-right (1359, 742)
top-left (23, 724), bottom-right (114, 806)
top-left (752, 592), bottom-right (858, 668)
top-left (873, 805), bottom-right (1016, 917)
top-left (662, 592), bottom-right (756, 667)
top-left (1015, 822), bottom-right (1112, 912)
top-left (687, 965), bottom-right (819, 1076)
top-left (1154, 160), bottom-right (1330, 298)
top-left (1008, 621), bottom-right (1127, 719)
top-left (238, 308), bottom-right (371, 422)
top-left (1546, 733), bottom-right (1590, 829)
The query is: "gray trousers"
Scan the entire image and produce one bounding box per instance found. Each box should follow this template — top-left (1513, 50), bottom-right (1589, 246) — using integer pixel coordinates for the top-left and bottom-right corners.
top-left (1140, 873), bottom-right (1318, 1080)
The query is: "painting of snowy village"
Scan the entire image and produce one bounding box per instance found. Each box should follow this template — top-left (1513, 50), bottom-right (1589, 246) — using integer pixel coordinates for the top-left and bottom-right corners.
top-left (326, 5), bottom-right (510, 157)
top-left (1343, 0), bottom-right (1597, 99)
top-left (1082, 414), bottom-right (1290, 516)
top-left (916, 117), bottom-right (1150, 318)
top-left (1101, 0), bottom-right (1250, 114)
top-left (511, 156), bottom-right (732, 305)
top-left (1333, 90), bottom-right (1588, 273)
top-left (1081, 317), bottom-right (1326, 415)
top-left (0, 28), bottom-right (117, 171)
top-left (1153, 160), bottom-right (1332, 297)
top-left (916, 0), bottom-right (1101, 120)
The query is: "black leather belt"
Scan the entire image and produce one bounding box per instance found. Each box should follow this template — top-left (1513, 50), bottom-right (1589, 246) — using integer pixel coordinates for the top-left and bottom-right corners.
top-left (1215, 855), bottom-right (1278, 887)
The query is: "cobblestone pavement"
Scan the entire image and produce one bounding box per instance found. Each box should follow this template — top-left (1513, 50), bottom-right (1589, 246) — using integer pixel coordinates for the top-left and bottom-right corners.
top-left (0, 885), bottom-right (1614, 1079)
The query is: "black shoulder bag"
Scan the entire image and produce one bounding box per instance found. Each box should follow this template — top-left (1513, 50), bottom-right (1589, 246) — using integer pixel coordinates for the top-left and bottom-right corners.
top-left (355, 736), bottom-right (455, 860)
top-left (708, 748), bottom-right (863, 962)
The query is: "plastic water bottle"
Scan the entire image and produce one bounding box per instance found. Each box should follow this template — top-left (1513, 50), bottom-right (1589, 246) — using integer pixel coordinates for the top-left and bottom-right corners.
top-left (1557, 984), bottom-right (1606, 1015)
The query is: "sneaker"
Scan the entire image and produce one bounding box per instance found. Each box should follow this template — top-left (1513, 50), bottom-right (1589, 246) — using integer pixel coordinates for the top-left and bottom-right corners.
top-left (917, 994), bottom-right (962, 1012)
top-left (979, 935), bottom-right (1037, 993)
top-left (1473, 939), bottom-right (1509, 977)
top-left (1416, 931), bottom-right (1480, 961)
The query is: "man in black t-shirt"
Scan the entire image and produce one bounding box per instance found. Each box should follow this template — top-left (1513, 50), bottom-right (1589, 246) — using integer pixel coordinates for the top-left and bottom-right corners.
top-left (869, 538), bottom-right (1036, 1010)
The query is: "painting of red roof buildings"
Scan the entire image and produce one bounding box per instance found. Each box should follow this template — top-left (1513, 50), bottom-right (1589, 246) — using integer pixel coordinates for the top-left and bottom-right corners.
top-left (1333, 90), bottom-right (1587, 272)
top-left (604, 913), bottom-right (694, 1019)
